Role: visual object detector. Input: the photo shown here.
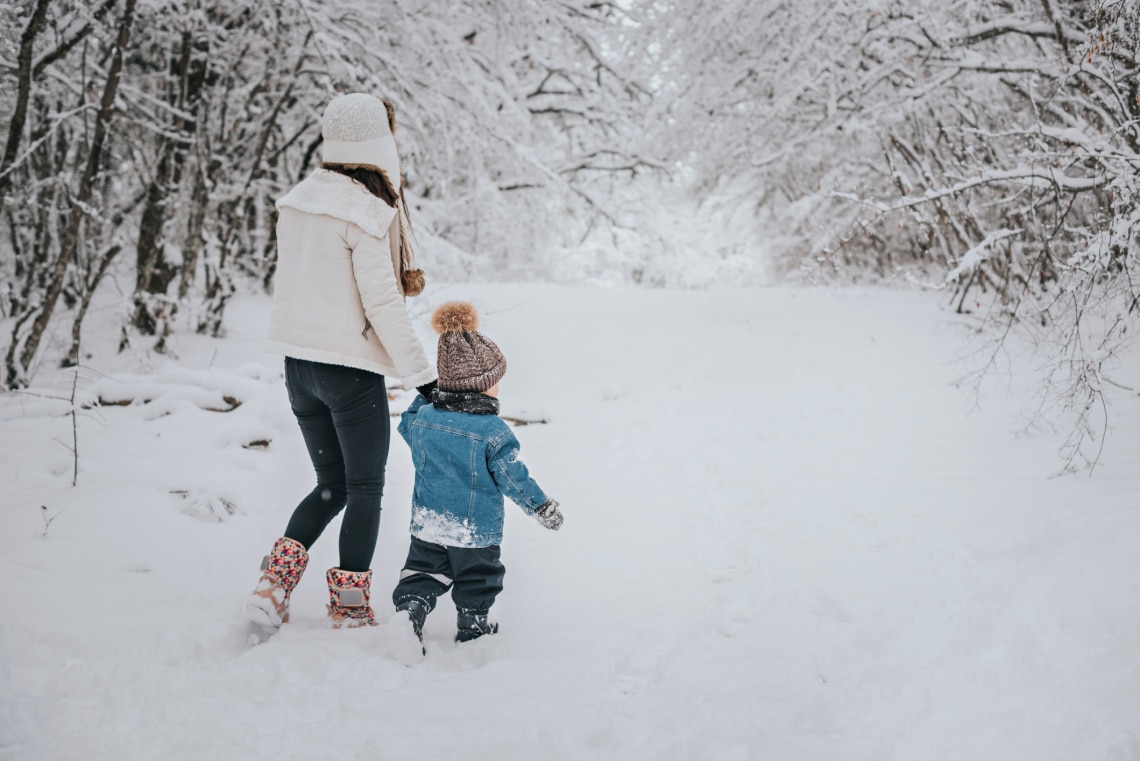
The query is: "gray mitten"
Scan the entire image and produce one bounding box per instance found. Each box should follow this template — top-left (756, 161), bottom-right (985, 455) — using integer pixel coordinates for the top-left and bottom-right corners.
top-left (534, 499), bottom-right (563, 531)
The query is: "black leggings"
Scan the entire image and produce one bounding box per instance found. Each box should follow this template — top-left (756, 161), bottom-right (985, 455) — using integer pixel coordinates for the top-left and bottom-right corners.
top-left (282, 357), bottom-right (390, 572)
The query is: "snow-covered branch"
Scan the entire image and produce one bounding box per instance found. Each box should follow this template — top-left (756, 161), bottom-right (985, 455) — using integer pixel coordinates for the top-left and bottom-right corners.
top-left (945, 228), bottom-right (1023, 284)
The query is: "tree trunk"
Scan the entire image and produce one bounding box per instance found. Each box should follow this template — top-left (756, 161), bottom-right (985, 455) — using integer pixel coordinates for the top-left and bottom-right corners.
top-left (129, 30), bottom-right (207, 342)
top-left (177, 167), bottom-right (210, 302)
top-left (130, 144), bottom-right (182, 336)
top-left (0, 0), bottom-right (51, 210)
top-left (9, 0), bottom-right (138, 387)
top-left (63, 244), bottom-right (122, 368)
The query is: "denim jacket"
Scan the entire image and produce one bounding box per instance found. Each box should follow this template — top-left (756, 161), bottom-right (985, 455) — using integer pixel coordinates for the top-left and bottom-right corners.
top-left (398, 394), bottom-right (549, 548)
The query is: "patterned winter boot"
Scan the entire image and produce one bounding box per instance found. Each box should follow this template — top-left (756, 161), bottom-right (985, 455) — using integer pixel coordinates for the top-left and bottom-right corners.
top-left (455, 607), bottom-right (499, 643)
top-left (248, 537), bottom-right (309, 628)
top-left (388, 599), bottom-right (429, 664)
top-left (327, 568), bottom-right (378, 628)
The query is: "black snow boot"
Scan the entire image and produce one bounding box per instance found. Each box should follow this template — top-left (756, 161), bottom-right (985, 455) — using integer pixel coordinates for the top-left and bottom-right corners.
top-left (396, 598), bottom-right (428, 641)
top-left (389, 598), bottom-right (429, 664)
top-left (456, 607), bottom-right (499, 643)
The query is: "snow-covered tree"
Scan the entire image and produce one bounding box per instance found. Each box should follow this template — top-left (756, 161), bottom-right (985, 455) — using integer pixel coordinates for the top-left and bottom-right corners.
top-left (834, 0), bottom-right (1139, 470)
top-left (3, 0), bottom-right (1136, 472)
top-left (656, 0), bottom-right (1138, 468)
top-left (0, 0), bottom-right (660, 385)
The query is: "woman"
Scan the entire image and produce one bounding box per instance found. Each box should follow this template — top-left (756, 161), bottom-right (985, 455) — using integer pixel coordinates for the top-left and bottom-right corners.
top-left (247, 93), bottom-right (436, 629)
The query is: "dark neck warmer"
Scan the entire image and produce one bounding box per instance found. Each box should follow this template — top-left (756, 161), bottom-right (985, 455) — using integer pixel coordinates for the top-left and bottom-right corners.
top-left (432, 388), bottom-right (501, 416)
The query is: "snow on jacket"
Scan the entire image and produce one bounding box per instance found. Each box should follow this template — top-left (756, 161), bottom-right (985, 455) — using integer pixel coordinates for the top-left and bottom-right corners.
top-left (267, 169), bottom-right (435, 388)
top-left (399, 394), bottom-right (549, 548)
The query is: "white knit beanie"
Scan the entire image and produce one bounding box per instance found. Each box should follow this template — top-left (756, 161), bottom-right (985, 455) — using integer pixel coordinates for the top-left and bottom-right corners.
top-left (321, 93), bottom-right (401, 189)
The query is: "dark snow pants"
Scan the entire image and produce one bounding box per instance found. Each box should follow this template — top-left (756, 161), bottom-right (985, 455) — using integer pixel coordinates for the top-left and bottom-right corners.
top-left (282, 357), bottom-right (390, 573)
top-left (392, 536), bottom-right (505, 613)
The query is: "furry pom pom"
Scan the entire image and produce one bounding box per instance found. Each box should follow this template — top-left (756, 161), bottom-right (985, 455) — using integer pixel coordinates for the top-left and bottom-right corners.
top-left (431, 301), bottom-right (479, 334)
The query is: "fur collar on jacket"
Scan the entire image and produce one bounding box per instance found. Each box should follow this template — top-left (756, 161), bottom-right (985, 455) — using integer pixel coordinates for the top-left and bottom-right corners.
top-left (275, 169), bottom-right (395, 239)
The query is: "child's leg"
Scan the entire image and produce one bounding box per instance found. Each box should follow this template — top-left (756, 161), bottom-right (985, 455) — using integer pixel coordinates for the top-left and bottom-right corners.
top-left (447, 545), bottom-right (505, 610)
top-left (448, 545), bottom-right (505, 641)
top-left (390, 537), bottom-right (454, 660)
top-left (392, 536), bottom-right (454, 615)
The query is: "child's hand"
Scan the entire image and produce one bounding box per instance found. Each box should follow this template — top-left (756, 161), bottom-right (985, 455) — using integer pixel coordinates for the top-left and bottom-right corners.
top-left (535, 499), bottom-right (563, 531)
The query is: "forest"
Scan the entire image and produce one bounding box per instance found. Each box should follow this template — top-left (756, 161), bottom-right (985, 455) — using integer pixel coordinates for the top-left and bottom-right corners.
top-left (1, 0), bottom-right (1137, 464)
top-left (4, 5), bottom-right (1140, 756)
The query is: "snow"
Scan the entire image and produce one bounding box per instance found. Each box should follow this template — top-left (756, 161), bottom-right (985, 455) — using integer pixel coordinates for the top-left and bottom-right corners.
top-left (409, 504), bottom-right (481, 548)
top-left (2, 283), bottom-right (1139, 761)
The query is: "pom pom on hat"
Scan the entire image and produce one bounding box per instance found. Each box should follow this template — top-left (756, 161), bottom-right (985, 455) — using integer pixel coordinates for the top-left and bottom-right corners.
top-left (431, 301), bottom-right (479, 334)
top-left (430, 301), bottom-right (506, 392)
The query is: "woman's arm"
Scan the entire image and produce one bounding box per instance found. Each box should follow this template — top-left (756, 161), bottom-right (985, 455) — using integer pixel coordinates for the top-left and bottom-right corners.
top-left (346, 222), bottom-right (436, 388)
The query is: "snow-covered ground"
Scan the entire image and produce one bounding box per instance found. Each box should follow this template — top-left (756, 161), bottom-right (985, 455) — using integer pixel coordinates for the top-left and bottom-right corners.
top-left (1, 283), bottom-right (1138, 761)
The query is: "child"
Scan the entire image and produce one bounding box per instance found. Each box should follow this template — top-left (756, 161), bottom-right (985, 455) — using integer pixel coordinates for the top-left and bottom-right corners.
top-left (389, 301), bottom-right (562, 659)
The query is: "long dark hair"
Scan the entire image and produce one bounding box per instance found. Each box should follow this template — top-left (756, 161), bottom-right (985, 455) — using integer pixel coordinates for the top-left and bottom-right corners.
top-left (320, 163), bottom-right (400, 208)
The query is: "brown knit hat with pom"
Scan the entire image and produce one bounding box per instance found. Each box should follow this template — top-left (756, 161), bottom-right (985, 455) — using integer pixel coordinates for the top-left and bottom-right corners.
top-left (432, 302), bottom-right (506, 392)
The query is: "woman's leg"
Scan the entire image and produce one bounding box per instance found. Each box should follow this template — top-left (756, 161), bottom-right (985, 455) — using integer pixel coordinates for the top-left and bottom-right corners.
top-left (323, 365), bottom-right (390, 572)
top-left (283, 358), bottom-right (349, 548)
top-left (282, 359), bottom-right (390, 571)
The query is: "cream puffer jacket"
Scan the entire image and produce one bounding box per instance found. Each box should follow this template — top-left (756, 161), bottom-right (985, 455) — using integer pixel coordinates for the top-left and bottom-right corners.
top-left (267, 169), bottom-right (436, 388)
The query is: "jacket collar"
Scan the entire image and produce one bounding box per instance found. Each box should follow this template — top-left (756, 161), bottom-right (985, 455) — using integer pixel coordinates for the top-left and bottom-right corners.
top-left (275, 169), bottom-right (395, 238)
